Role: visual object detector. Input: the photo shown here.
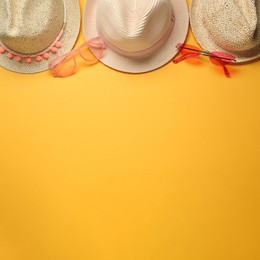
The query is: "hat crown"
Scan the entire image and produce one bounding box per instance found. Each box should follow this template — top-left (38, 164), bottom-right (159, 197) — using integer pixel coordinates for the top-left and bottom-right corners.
top-left (0, 0), bottom-right (64, 54)
top-left (97, 0), bottom-right (174, 54)
top-left (204, 0), bottom-right (260, 52)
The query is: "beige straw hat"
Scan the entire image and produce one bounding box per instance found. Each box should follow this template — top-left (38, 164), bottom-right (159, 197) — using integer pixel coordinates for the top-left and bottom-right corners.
top-left (190, 0), bottom-right (260, 63)
top-left (83, 0), bottom-right (189, 73)
top-left (0, 0), bottom-right (80, 74)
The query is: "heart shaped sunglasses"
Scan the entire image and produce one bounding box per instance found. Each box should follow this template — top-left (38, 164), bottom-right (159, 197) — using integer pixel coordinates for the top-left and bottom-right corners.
top-left (173, 43), bottom-right (236, 78)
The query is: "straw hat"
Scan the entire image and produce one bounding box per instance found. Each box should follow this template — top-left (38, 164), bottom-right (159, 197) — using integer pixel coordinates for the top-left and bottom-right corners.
top-left (83, 0), bottom-right (189, 73)
top-left (190, 0), bottom-right (260, 63)
top-left (0, 0), bottom-right (80, 74)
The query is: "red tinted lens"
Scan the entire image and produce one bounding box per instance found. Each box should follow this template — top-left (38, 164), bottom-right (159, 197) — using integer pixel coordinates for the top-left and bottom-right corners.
top-left (210, 51), bottom-right (235, 65)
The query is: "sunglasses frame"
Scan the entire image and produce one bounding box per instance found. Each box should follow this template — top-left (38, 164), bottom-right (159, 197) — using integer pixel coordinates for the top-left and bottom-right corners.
top-left (173, 43), bottom-right (236, 78)
top-left (49, 37), bottom-right (106, 78)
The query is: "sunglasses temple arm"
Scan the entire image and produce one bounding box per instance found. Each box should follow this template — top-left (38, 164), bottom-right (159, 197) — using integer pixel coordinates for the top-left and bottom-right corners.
top-left (173, 53), bottom-right (200, 64)
top-left (218, 60), bottom-right (231, 78)
top-left (223, 65), bottom-right (231, 78)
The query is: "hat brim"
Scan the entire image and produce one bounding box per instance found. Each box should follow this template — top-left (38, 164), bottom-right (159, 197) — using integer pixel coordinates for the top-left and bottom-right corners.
top-left (0, 0), bottom-right (80, 74)
top-left (83, 0), bottom-right (189, 73)
top-left (190, 0), bottom-right (260, 63)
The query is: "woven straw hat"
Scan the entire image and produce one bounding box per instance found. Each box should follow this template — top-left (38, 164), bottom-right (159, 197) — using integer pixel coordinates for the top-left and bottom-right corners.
top-left (83, 0), bottom-right (189, 73)
top-left (190, 0), bottom-right (260, 63)
top-left (0, 0), bottom-right (80, 74)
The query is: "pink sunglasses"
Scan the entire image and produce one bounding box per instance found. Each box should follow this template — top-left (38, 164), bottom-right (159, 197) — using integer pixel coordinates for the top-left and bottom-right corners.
top-left (173, 43), bottom-right (236, 78)
top-left (49, 37), bottom-right (106, 77)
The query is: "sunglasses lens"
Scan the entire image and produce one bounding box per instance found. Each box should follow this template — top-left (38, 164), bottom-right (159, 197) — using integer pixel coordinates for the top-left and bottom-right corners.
top-left (179, 44), bottom-right (200, 56)
top-left (80, 45), bottom-right (103, 63)
top-left (53, 56), bottom-right (76, 77)
top-left (210, 52), bottom-right (235, 65)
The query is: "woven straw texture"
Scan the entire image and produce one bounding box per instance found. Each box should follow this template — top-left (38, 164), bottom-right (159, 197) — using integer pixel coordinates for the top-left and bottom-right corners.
top-left (190, 0), bottom-right (260, 63)
top-left (83, 0), bottom-right (189, 73)
top-left (0, 0), bottom-right (80, 74)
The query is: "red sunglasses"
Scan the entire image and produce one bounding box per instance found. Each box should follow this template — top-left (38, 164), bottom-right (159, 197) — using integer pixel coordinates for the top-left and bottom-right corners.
top-left (173, 43), bottom-right (236, 78)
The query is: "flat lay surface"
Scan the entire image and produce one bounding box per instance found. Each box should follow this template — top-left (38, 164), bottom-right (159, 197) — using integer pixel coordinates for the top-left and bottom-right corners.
top-left (0, 0), bottom-right (260, 259)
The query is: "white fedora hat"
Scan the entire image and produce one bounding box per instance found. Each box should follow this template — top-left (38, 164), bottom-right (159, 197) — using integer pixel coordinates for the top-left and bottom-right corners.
top-left (0, 0), bottom-right (80, 74)
top-left (83, 0), bottom-right (189, 73)
top-left (190, 0), bottom-right (260, 63)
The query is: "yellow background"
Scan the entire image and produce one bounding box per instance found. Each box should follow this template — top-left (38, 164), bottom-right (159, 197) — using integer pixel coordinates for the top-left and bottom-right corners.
top-left (0, 0), bottom-right (260, 259)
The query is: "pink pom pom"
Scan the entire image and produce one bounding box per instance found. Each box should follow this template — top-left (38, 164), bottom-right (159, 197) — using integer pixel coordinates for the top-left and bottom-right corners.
top-left (43, 53), bottom-right (50, 60)
top-left (35, 55), bottom-right (42, 62)
top-left (51, 47), bottom-right (58, 53)
top-left (7, 53), bottom-right (14, 59)
top-left (55, 42), bottom-right (62, 48)
top-left (25, 57), bottom-right (32, 63)
top-left (16, 56), bottom-right (22, 62)
top-left (0, 47), bottom-right (6, 54)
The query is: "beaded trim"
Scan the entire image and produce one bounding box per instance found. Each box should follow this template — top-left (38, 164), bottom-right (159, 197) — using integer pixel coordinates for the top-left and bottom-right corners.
top-left (0, 0), bottom-right (67, 64)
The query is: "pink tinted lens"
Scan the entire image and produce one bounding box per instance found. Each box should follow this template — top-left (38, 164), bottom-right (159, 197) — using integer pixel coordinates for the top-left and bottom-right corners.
top-left (52, 56), bottom-right (76, 77)
top-left (210, 51), bottom-right (235, 65)
top-left (49, 53), bottom-right (68, 69)
top-left (89, 44), bottom-right (104, 59)
top-left (79, 45), bottom-right (102, 63)
top-left (79, 38), bottom-right (105, 63)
